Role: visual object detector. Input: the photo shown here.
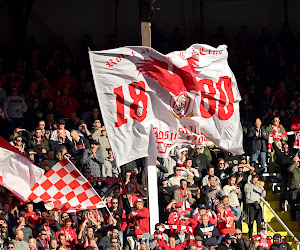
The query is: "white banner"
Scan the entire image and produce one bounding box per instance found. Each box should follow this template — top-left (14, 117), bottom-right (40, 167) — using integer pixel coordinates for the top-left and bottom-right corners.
top-left (89, 44), bottom-right (244, 167)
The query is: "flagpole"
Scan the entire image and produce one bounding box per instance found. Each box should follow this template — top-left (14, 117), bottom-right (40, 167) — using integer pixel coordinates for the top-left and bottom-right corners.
top-left (63, 156), bottom-right (114, 219)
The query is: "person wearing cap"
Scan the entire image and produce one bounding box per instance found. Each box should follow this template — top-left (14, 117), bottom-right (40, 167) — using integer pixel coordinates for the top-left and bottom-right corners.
top-left (193, 204), bottom-right (217, 227)
top-left (269, 233), bottom-right (292, 250)
top-left (248, 118), bottom-right (268, 174)
top-left (250, 225), bottom-right (271, 249)
top-left (244, 174), bottom-right (266, 237)
top-left (174, 179), bottom-right (195, 212)
top-left (186, 175), bottom-right (200, 198)
top-left (194, 236), bottom-right (209, 250)
top-left (223, 174), bottom-right (242, 230)
top-left (177, 147), bottom-right (189, 166)
top-left (50, 119), bottom-right (71, 142)
top-left (3, 87), bottom-right (28, 134)
top-left (75, 120), bottom-right (91, 137)
top-left (198, 213), bottom-right (219, 247)
top-left (168, 202), bottom-right (186, 225)
top-left (217, 233), bottom-right (237, 250)
top-left (128, 198), bottom-right (150, 244)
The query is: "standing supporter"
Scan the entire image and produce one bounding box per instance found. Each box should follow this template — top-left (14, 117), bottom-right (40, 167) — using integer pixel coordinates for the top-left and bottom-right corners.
top-left (67, 129), bottom-right (90, 162)
top-left (55, 218), bottom-right (78, 250)
top-left (214, 158), bottom-right (230, 186)
top-left (193, 204), bottom-right (217, 227)
top-left (177, 148), bottom-right (188, 166)
top-left (186, 175), bottom-right (200, 199)
top-left (217, 233), bottom-right (238, 250)
top-left (49, 238), bottom-right (58, 250)
top-left (50, 119), bottom-right (71, 142)
top-left (24, 204), bottom-right (39, 236)
top-left (272, 142), bottom-right (298, 211)
top-left (202, 176), bottom-right (224, 206)
top-left (190, 145), bottom-right (210, 177)
top-left (57, 68), bottom-right (77, 96)
top-left (86, 237), bottom-right (99, 250)
top-left (288, 157), bottom-right (300, 220)
top-left (180, 158), bottom-right (200, 180)
top-left (266, 116), bottom-right (287, 168)
top-left (223, 174), bottom-right (242, 229)
top-left (149, 223), bottom-right (169, 249)
top-left (81, 139), bottom-right (104, 177)
top-left (197, 213), bottom-right (219, 247)
top-left (92, 125), bottom-right (110, 159)
top-left (290, 106), bottom-right (300, 130)
top-left (57, 234), bottom-right (70, 250)
top-left (194, 236), bottom-right (209, 250)
top-left (248, 118), bottom-right (268, 173)
top-left (168, 202), bottom-right (186, 225)
top-left (202, 165), bottom-right (220, 187)
top-left (86, 107), bottom-right (103, 130)
top-left (174, 226), bottom-right (189, 244)
top-left (12, 229), bottom-right (29, 250)
top-left (174, 179), bottom-right (195, 212)
top-left (216, 204), bottom-right (235, 244)
top-left (168, 166), bottom-right (184, 191)
top-left (158, 177), bottom-right (173, 222)
top-left (36, 229), bottom-right (49, 250)
top-left (41, 76), bottom-right (57, 101)
top-left (47, 150), bottom-right (57, 167)
top-left (244, 175), bottom-right (266, 237)
top-left (78, 81), bottom-right (98, 121)
top-left (28, 238), bottom-right (37, 250)
top-left (78, 220), bottom-right (94, 249)
top-left (107, 236), bottom-right (121, 250)
top-left (125, 173), bottom-right (147, 206)
top-left (55, 87), bottom-right (80, 119)
top-left (12, 136), bottom-right (25, 153)
top-left (105, 197), bottom-right (127, 246)
top-left (29, 127), bottom-right (49, 152)
top-left (158, 235), bottom-right (191, 250)
top-left (99, 228), bottom-right (120, 249)
top-left (162, 152), bottom-right (177, 177)
top-left (37, 212), bottom-right (61, 238)
top-left (106, 148), bottom-right (119, 177)
top-left (3, 87), bottom-right (27, 133)
top-left (250, 225), bottom-right (271, 249)
top-left (128, 199), bottom-right (150, 243)
top-left (0, 222), bottom-right (10, 249)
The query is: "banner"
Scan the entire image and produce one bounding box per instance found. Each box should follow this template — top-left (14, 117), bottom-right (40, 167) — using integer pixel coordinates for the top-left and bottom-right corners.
top-left (268, 131), bottom-right (300, 152)
top-left (89, 44), bottom-right (244, 167)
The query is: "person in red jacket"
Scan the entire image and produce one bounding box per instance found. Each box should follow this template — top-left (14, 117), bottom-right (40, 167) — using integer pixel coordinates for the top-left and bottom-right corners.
top-left (216, 203), bottom-right (235, 244)
top-left (56, 218), bottom-right (78, 250)
top-left (158, 234), bottom-right (191, 250)
top-left (250, 225), bottom-right (272, 249)
top-left (128, 198), bottom-right (150, 242)
top-left (57, 68), bottom-right (78, 95)
top-left (168, 202), bottom-right (186, 225)
top-left (291, 107), bottom-right (300, 131)
top-left (56, 87), bottom-right (80, 118)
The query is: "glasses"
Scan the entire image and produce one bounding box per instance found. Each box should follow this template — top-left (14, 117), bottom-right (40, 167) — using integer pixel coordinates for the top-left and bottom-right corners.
top-left (17, 140), bottom-right (22, 142)
top-left (112, 202), bottom-right (118, 204)
top-left (8, 247), bottom-right (14, 249)
top-left (94, 121), bottom-right (100, 123)
top-left (219, 162), bottom-right (225, 165)
top-left (175, 169), bottom-right (181, 171)
top-left (274, 119), bottom-right (280, 122)
top-left (111, 241), bottom-right (117, 243)
top-left (234, 233), bottom-right (241, 235)
top-left (175, 206), bottom-right (181, 208)
top-left (63, 216), bottom-right (68, 219)
top-left (1, 226), bottom-right (7, 228)
top-left (42, 233), bottom-right (47, 235)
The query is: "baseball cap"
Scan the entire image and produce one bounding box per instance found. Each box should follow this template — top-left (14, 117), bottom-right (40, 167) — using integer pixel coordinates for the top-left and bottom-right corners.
top-left (175, 202), bottom-right (183, 207)
top-left (195, 236), bottom-right (203, 241)
top-left (135, 198), bottom-right (143, 203)
top-left (273, 233), bottom-right (281, 240)
top-left (58, 119), bottom-right (66, 125)
top-left (186, 175), bottom-right (193, 183)
top-left (224, 233), bottom-right (235, 239)
top-left (161, 177), bottom-right (169, 182)
top-left (198, 204), bottom-right (206, 210)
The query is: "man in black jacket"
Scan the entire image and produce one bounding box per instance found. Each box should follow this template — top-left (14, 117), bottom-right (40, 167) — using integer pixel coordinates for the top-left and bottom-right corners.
top-left (217, 233), bottom-right (242, 250)
top-left (191, 145), bottom-right (209, 178)
top-left (248, 118), bottom-right (268, 173)
top-left (269, 234), bottom-right (292, 250)
top-left (198, 214), bottom-right (219, 247)
top-left (273, 142), bottom-right (298, 211)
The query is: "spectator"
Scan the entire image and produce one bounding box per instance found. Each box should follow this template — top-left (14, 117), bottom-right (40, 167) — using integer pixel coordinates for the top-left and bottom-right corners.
top-left (214, 158), bottom-right (230, 186)
top-left (50, 119), bottom-right (71, 142)
top-left (0, 222), bottom-right (10, 249)
top-left (57, 68), bottom-right (77, 96)
top-left (217, 233), bottom-right (237, 250)
top-left (13, 216), bottom-right (33, 243)
top-left (128, 199), bottom-right (149, 242)
top-left (81, 139), bottom-right (104, 177)
top-left (56, 87), bottom-right (80, 119)
top-left (49, 238), bottom-right (58, 250)
top-left (216, 204), bottom-right (235, 243)
top-left (55, 218), bottom-right (78, 250)
top-left (194, 236), bottom-right (209, 250)
top-left (198, 213), bottom-right (219, 247)
top-left (29, 127), bottom-right (49, 152)
top-left (107, 236), bottom-right (121, 250)
top-left (174, 179), bottom-right (194, 212)
top-left (272, 142), bottom-right (298, 211)
top-left (67, 129), bottom-right (90, 162)
top-left (28, 238), bottom-right (37, 250)
top-left (37, 212), bottom-right (61, 238)
top-left (162, 152), bottom-right (177, 177)
top-left (248, 118), bottom-right (268, 173)
top-left (250, 225), bottom-right (271, 249)
top-left (202, 165), bottom-right (221, 187)
top-left (288, 157), bottom-right (300, 220)
top-left (234, 228), bottom-right (249, 250)
top-left (244, 175), bottom-right (266, 237)
top-left (269, 234), bottom-right (292, 250)
top-left (36, 229), bottom-right (48, 250)
top-left (3, 87), bottom-right (27, 133)
top-left (12, 229), bottom-right (29, 250)
top-left (168, 166), bottom-right (183, 191)
top-left (223, 174), bottom-right (242, 229)
top-left (190, 145), bottom-right (209, 177)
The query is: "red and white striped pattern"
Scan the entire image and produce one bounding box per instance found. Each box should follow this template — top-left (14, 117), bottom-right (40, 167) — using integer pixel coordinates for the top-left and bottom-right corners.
top-left (159, 224), bottom-right (194, 239)
top-left (268, 131), bottom-right (300, 152)
top-left (29, 158), bottom-right (106, 212)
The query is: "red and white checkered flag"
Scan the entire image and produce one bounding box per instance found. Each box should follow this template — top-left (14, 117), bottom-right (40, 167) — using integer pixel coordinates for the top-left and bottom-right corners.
top-left (28, 158), bottom-right (106, 212)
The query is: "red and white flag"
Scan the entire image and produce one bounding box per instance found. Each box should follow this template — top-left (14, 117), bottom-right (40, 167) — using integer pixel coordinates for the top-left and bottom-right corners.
top-left (0, 137), bottom-right (44, 202)
top-left (29, 158), bottom-right (106, 212)
top-left (89, 44), bottom-right (244, 167)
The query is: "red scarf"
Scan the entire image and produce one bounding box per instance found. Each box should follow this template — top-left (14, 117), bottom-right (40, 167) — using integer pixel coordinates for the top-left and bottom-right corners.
top-left (179, 188), bottom-right (190, 211)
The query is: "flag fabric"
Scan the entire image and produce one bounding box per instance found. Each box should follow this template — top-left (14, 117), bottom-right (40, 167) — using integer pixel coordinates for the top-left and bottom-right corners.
top-left (268, 131), bottom-right (300, 152)
top-left (0, 137), bottom-right (44, 202)
top-left (89, 44), bottom-right (244, 167)
top-left (29, 158), bottom-right (106, 212)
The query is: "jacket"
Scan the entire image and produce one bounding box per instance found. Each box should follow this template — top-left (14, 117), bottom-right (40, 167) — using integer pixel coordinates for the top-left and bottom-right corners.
top-left (81, 148), bottom-right (104, 177)
top-left (173, 188), bottom-right (195, 206)
top-left (128, 207), bottom-right (149, 234)
top-left (288, 162), bottom-right (300, 189)
top-left (191, 153), bottom-right (209, 175)
top-left (244, 182), bottom-right (266, 204)
top-left (198, 223), bottom-right (219, 246)
top-left (248, 125), bottom-right (268, 153)
top-left (269, 242), bottom-right (292, 250)
top-left (11, 240), bottom-right (30, 250)
top-left (273, 142), bottom-right (298, 175)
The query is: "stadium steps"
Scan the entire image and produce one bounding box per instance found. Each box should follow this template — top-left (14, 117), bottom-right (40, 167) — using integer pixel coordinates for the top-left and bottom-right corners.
top-left (242, 181), bottom-right (300, 249)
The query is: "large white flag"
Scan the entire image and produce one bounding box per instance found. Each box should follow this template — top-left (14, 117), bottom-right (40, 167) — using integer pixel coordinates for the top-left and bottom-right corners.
top-left (0, 137), bottom-right (44, 202)
top-left (89, 44), bottom-right (244, 167)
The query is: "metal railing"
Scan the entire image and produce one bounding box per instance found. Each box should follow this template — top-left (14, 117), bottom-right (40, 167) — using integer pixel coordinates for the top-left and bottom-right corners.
top-left (261, 196), bottom-right (300, 250)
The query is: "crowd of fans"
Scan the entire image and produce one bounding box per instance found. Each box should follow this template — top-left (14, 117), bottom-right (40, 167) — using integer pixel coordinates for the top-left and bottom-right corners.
top-left (0, 23), bottom-right (300, 249)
